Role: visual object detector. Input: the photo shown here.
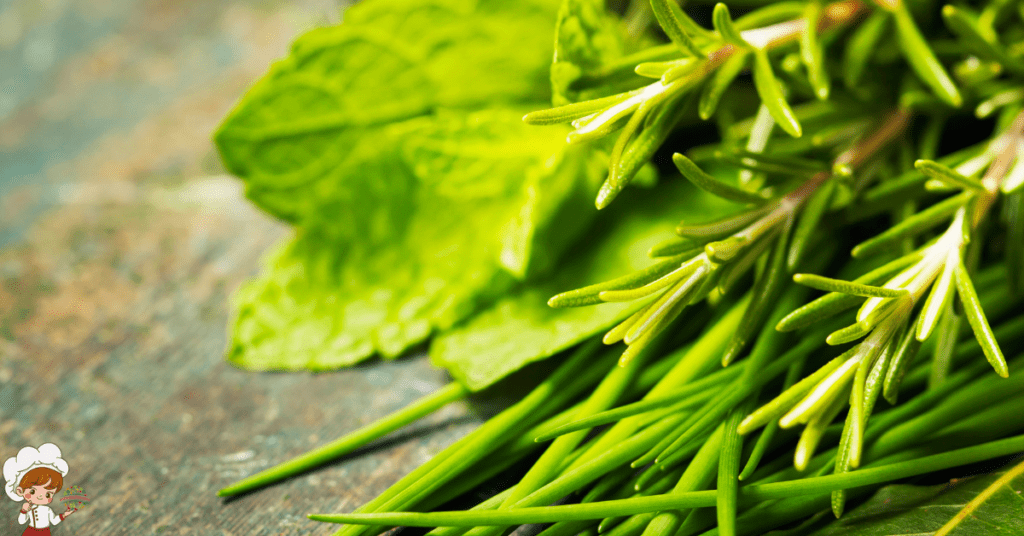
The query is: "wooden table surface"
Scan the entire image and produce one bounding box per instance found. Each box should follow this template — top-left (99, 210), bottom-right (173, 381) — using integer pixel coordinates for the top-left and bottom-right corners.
top-left (0, 1), bottom-right (483, 534)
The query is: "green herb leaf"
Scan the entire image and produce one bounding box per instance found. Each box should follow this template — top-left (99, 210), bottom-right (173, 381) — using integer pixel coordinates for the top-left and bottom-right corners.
top-left (597, 89), bottom-right (688, 208)
top-left (698, 51), bottom-right (749, 120)
top-left (776, 254), bottom-right (922, 332)
top-left (227, 110), bottom-right (600, 370)
top-left (914, 159), bottom-right (986, 192)
top-left (808, 462), bottom-right (1024, 535)
top-left (215, 0), bottom-right (634, 370)
top-left (954, 259), bottom-right (1009, 378)
top-left (752, 48), bottom-right (803, 138)
top-left (217, 0), bottom-right (562, 217)
top-left (792, 273), bottom-right (909, 299)
top-left (431, 182), bottom-right (734, 390)
top-left (738, 351), bottom-right (846, 435)
top-left (713, 3), bottom-right (749, 49)
top-left (882, 322), bottom-right (922, 404)
top-left (788, 178), bottom-right (835, 270)
top-left (650, 0), bottom-right (705, 57)
top-left (842, 10), bottom-right (888, 90)
top-left (890, 3), bottom-right (963, 108)
top-left (734, 2), bottom-right (805, 30)
top-left (550, 0), bottom-right (644, 105)
top-left (942, 5), bottom-right (1021, 74)
top-left (524, 91), bottom-right (639, 125)
top-left (677, 209), bottom-right (768, 240)
top-left (852, 192), bottom-right (971, 258)
top-left (916, 252), bottom-right (958, 341)
top-left (800, 1), bottom-right (830, 100)
top-left (673, 153), bottom-right (772, 205)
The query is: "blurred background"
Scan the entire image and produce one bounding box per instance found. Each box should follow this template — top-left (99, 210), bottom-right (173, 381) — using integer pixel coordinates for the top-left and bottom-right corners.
top-left (0, 1), bottom-right (481, 534)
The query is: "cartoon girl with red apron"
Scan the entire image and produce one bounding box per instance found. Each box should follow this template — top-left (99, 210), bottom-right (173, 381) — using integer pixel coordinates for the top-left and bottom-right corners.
top-left (4, 444), bottom-right (77, 535)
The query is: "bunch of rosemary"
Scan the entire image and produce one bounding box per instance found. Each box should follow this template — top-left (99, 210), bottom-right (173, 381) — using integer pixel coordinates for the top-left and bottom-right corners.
top-left (214, 0), bottom-right (1024, 533)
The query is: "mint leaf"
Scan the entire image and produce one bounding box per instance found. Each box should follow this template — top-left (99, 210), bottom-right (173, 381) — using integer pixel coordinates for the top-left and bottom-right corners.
top-left (431, 180), bottom-right (734, 390)
top-left (215, 0), bottom-right (617, 370)
top-left (809, 465), bottom-right (1024, 535)
top-left (228, 109), bottom-right (601, 370)
top-left (215, 0), bottom-right (561, 233)
top-left (551, 0), bottom-right (647, 105)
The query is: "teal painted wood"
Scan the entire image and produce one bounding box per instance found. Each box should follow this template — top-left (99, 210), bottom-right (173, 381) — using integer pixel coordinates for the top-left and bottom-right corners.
top-left (0, 1), bottom-right (481, 534)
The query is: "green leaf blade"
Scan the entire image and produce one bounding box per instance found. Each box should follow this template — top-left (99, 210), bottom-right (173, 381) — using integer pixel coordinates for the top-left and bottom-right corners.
top-left (843, 10), bottom-right (888, 89)
top-left (954, 260), bottom-right (1009, 378)
top-left (891, 3), bottom-right (963, 108)
top-left (228, 110), bottom-right (598, 371)
top-left (698, 52), bottom-right (749, 120)
top-left (713, 3), bottom-right (749, 49)
top-left (788, 178), bottom-right (834, 270)
top-left (550, 0), bottom-right (643, 105)
top-left (808, 461), bottom-right (1024, 535)
top-left (673, 153), bottom-right (772, 205)
top-left (650, 0), bottom-right (705, 57)
top-left (793, 273), bottom-right (909, 299)
top-left (752, 49), bottom-right (802, 138)
top-left (799, 1), bottom-right (830, 100)
top-left (942, 5), bottom-right (1019, 72)
top-left (433, 182), bottom-right (734, 390)
top-left (914, 159), bottom-right (986, 192)
top-left (852, 192), bottom-right (970, 258)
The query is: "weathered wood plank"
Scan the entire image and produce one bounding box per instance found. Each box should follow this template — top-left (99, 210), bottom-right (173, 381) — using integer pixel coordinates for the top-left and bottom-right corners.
top-left (0, 1), bottom-right (481, 534)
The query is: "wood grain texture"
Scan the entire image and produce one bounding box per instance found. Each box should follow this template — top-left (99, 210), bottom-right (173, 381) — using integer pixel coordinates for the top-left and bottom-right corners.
top-left (0, 1), bottom-right (482, 534)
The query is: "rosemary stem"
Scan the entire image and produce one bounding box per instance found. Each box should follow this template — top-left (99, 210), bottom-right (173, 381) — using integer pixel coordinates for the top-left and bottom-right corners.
top-left (972, 108), bottom-right (1024, 226)
top-left (733, 107), bottom-right (911, 254)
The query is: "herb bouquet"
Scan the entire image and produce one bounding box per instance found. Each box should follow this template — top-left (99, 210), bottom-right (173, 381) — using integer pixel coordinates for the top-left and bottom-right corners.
top-left (60, 486), bottom-right (89, 511)
top-left (213, 0), bottom-right (1024, 534)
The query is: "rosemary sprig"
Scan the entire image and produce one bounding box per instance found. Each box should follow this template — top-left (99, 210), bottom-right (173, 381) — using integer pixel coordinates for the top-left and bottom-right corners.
top-left (525, 0), bottom-right (867, 209)
top-left (550, 109), bottom-right (910, 367)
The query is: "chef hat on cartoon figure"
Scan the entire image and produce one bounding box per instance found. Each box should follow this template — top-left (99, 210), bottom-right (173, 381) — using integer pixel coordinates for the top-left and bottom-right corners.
top-left (3, 444), bottom-right (69, 502)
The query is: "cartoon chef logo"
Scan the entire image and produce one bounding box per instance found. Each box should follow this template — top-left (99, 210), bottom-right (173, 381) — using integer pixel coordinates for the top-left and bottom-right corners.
top-left (3, 444), bottom-right (81, 535)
